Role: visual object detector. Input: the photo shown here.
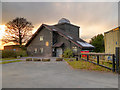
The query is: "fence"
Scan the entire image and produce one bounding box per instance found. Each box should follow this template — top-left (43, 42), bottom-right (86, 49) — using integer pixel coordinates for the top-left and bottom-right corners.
top-left (75, 47), bottom-right (120, 72)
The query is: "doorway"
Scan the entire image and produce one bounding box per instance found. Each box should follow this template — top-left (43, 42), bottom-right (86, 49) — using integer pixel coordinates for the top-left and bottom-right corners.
top-left (56, 48), bottom-right (63, 57)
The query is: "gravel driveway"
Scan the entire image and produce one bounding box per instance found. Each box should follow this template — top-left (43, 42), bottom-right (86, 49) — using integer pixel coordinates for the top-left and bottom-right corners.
top-left (2, 58), bottom-right (118, 88)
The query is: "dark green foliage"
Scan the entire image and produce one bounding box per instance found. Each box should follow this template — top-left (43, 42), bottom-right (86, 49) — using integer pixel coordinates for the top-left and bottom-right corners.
top-left (2, 50), bottom-right (27, 58)
top-left (16, 50), bottom-right (27, 57)
top-left (56, 58), bottom-right (63, 61)
top-left (63, 48), bottom-right (73, 58)
top-left (90, 34), bottom-right (105, 52)
top-left (2, 50), bottom-right (16, 58)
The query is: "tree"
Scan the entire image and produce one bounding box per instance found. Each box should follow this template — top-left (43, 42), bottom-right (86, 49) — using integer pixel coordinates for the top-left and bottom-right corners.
top-left (2, 17), bottom-right (34, 46)
top-left (90, 34), bottom-right (105, 52)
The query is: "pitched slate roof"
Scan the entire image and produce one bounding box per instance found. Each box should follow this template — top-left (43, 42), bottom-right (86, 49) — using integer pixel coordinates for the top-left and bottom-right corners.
top-left (25, 24), bottom-right (94, 50)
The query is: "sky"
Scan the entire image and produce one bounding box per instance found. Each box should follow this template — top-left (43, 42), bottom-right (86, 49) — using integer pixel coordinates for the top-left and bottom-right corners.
top-left (0, 1), bottom-right (119, 49)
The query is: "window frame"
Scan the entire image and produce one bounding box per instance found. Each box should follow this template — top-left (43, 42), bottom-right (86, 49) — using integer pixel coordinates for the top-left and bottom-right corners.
top-left (40, 36), bottom-right (43, 41)
top-left (34, 48), bottom-right (37, 53)
top-left (40, 48), bottom-right (43, 53)
top-left (46, 41), bottom-right (49, 46)
top-left (72, 47), bottom-right (77, 53)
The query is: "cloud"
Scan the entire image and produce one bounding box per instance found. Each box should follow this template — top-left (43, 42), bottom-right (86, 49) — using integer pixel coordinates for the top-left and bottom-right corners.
top-left (2, 2), bottom-right (118, 43)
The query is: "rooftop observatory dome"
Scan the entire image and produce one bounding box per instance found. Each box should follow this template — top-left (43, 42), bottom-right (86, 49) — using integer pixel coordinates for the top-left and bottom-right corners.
top-left (58, 18), bottom-right (70, 24)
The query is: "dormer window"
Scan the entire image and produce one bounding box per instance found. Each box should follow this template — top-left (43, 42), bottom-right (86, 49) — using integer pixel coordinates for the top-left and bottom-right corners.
top-left (40, 36), bottom-right (43, 41)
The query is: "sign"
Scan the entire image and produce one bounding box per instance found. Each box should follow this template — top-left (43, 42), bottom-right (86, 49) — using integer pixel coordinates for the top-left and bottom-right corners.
top-left (81, 50), bottom-right (89, 57)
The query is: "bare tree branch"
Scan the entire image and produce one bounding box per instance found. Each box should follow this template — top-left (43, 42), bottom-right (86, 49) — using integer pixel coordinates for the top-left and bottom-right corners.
top-left (2, 17), bottom-right (34, 46)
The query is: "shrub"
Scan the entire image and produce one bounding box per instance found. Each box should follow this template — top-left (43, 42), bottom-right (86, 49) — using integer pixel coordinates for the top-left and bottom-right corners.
top-left (2, 50), bottom-right (16, 58)
top-left (42, 58), bottom-right (50, 62)
top-left (16, 50), bottom-right (27, 57)
top-left (33, 58), bottom-right (41, 61)
top-left (2, 50), bottom-right (27, 58)
top-left (63, 48), bottom-right (73, 58)
top-left (56, 58), bottom-right (63, 61)
top-left (26, 58), bottom-right (32, 61)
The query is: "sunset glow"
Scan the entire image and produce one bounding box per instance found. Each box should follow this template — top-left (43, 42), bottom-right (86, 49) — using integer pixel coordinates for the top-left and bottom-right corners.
top-left (0, 25), bottom-right (6, 39)
top-left (0, 25), bottom-right (6, 50)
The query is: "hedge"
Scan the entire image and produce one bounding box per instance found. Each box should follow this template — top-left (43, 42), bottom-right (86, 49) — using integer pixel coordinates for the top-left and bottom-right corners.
top-left (2, 50), bottom-right (27, 58)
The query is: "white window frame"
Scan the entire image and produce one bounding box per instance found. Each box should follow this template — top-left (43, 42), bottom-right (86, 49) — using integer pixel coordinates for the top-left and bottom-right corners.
top-left (40, 48), bottom-right (43, 53)
top-left (34, 48), bottom-right (37, 53)
top-left (40, 36), bottom-right (43, 41)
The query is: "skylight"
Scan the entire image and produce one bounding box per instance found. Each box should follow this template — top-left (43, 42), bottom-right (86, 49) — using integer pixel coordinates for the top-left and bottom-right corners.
top-left (53, 29), bottom-right (57, 31)
top-left (77, 41), bottom-right (94, 47)
top-left (67, 35), bottom-right (73, 39)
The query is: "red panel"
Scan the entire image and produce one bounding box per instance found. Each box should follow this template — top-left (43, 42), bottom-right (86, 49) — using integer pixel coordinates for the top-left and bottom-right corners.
top-left (81, 51), bottom-right (89, 57)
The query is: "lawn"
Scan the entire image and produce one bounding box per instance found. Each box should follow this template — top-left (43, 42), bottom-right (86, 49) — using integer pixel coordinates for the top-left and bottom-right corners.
top-left (64, 58), bottom-right (111, 72)
top-left (82, 57), bottom-right (113, 68)
top-left (0, 58), bottom-right (17, 61)
top-left (0, 60), bottom-right (23, 64)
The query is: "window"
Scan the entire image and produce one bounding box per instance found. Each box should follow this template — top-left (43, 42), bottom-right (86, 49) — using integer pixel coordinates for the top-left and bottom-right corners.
top-left (46, 41), bottom-right (49, 46)
top-left (40, 36), bottom-right (43, 41)
top-left (72, 47), bottom-right (77, 52)
top-left (40, 48), bottom-right (43, 53)
top-left (34, 48), bottom-right (37, 53)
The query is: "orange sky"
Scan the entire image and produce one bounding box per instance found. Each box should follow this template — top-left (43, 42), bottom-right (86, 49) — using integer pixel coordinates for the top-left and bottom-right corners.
top-left (0, 25), bottom-right (6, 50)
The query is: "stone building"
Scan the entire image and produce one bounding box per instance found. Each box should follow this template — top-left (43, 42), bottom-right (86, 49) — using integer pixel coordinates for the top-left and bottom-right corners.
top-left (104, 26), bottom-right (120, 54)
top-left (25, 18), bottom-right (94, 57)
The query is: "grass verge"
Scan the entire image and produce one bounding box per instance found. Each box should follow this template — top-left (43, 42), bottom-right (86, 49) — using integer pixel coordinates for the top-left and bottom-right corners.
top-left (64, 58), bottom-right (111, 72)
top-left (0, 58), bottom-right (17, 61)
top-left (0, 60), bottom-right (22, 64)
top-left (82, 57), bottom-right (112, 68)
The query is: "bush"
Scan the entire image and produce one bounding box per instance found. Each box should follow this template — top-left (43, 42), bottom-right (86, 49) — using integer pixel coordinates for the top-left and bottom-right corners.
top-left (33, 58), bottom-right (41, 61)
top-left (56, 58), bottom-right (63, 61)
top-left (42, 58), bottom-right (50, 62)
top-left (63, 48), bottom-right (73, 58)
top-left (2, 50), bottom-right (27, 58)
top-left (2, 50), bottom-right (16, 58)
top-left (16, 50), bottom-right (27, 57)
top-left (26, 58), bottom-right (32, 61)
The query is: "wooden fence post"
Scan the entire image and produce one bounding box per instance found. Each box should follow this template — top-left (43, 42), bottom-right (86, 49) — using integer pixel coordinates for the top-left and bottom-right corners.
top-left (80, 55), bottom-right (81, 59)
top-left (87, 55), bottom-right (89, 61)
top-left (97, 55), bottom-right (99, 65)
top-left (112, 54), bottom-right (115, 72)
top-left (115, 47), bottom-right (120, 73)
